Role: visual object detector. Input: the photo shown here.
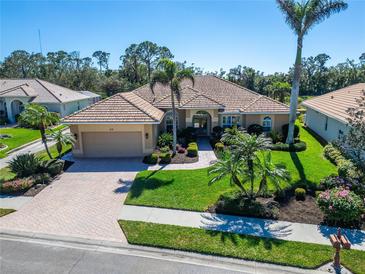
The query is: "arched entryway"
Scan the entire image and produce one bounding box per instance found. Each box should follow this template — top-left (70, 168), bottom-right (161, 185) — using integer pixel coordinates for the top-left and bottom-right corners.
top-left (192, 110), bottom-right (211, 136)
top-left (11, 100), bottom-right (24, 120)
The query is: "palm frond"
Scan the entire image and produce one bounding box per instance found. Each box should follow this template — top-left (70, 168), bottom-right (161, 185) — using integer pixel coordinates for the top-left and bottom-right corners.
top-left (276, 0), bottom-right (303, 35)
top-left (150, 70), bottom-right (169, 92)
top-left (176, 69), bottom-right (195, 86)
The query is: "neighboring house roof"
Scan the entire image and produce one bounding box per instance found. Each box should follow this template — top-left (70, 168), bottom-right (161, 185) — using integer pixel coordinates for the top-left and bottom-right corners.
top-left (0, 84), bottom-right (37, 98)
top-left (0, 79), bottom-right (91, 103)
top-left (62, 92), bottom-right (164, 124)
top-left (77, 90), bottom-right (101, 98)
top-left (133, 75), bottom-right (289, 113)
top-left (302, 83), bottom-right (365, 124)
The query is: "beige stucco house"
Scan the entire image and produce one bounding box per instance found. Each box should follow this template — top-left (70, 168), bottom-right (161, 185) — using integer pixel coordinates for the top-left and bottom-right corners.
top-left (62, 75), bottom-right (290, 158)
top-left (302, 83), bottom-right (365, 142)
top-left (0, 79), bottom-right (101, 123)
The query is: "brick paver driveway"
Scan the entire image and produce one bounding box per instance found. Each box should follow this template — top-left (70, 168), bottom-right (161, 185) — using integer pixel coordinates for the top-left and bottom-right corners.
top-left (0, 159), bottom-right (146, 242)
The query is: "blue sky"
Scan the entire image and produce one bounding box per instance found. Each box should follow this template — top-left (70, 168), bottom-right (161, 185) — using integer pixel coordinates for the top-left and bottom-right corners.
top-left (1, 0), bottom-right (364, 74)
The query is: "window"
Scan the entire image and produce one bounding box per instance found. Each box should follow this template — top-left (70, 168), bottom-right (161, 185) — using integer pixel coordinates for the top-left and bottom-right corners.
top-left (165, 110), bottom-right (178, 132)
top-left (325, 117), bottom-right (328, 131)
top-left (222, 115), bottom-right (241, 128)
top-left (262, 116), bottom-right (272, 132)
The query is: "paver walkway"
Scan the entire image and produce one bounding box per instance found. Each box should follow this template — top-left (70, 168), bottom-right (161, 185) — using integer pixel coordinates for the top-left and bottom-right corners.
top-left (148, 138), bottom-right (217, 171)
top-left (0, 195), bottom-right (32, 210)
top-left (0, 158), bottom-right (146, 242)
top-left (119, 205), bottom-right (365, 251)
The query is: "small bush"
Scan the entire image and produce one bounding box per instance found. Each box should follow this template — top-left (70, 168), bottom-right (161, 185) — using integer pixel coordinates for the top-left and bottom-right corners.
top-left (143, 153), bottom-right (158, 165)
top-left (1, 177), bottom-right (34, 194)
top-left (159, 153), bottom-right (171, 164)
top-left (39, 159), bottom-right (65, 176)
top-left (319, 175), bottom-right (365, 196)
top-left (247, 124), bottom-right (263, 136)
top-left (187, 146), bottom-right (198, 157)
top-left (317, 187), bottom-right (364, 227)
top-left (188, 142), bottom-right (198, 148)
top-left (269, 131), bottom-right (283, 144)
top-left (212, 126), bottom-right (224, 138)
top-left (270, 141), bottom-right (307, 152)
top-left (32, 173), bottom-right (51, 184)
top-left (178, 127), bottom-right (196, 144)
top-left (315, 190), bottom-right (322, 197)
top-left (323, 143), bottom-right (345, 165)
top-left (282, 124), bottom-right (300, 140)
top-left (8, 153), bottom-right (42, 178)
top-left (295, 188), bottom-right (306, 201)
top-left (214, 142), bottom-right (224, 152)
top-left (160, 146), bottom-right (170, 153)
top-left (158, 133), bottom-right (173, 148)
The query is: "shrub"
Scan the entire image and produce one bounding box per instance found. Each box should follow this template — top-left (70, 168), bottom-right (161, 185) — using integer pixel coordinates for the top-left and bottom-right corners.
top-left (160, 146), bottom-right (170, 153)
top-left (212, 126), bottom-right (224, 138)
top-left (159, 153), bottom-right (171, 164)
top-left (187, 145), bottom-right (198, 157)
top-left (295, 188), bottom-right (306, 201)
top-left (32, 173), bottom-right (51, 184)
top-left (214, 142), bottom-right (224, 152)
top-left (8, 153), bottom-right (42, 178)
top-left (0, 117), bottom-right (9, 125)
top-left (270, 141), bottom-right (307, 152)
top-left (143, 153), bottom-right (158, 165)
top-left (323, 143), bottom-right (345, 165)
top-left (317, 187), bottom-right (364, 226)
top-left (1, 177), bottom-right (34, 194)
top-left (177, 147), bottom-right (186, 154)
top-left (247, 124), bottom-right (263, 136)
top-left (39, 159), bottom-right (65, 176)
top-left (319, 175), bottom-right (365, 196)
top-left (158, 133), bottom-right (173, 148)
top-left (315, 190), bottom-right (322, 197)
top-left (188, 142), bottom-right (198, 148)
top-left (269, 131), bottom-right (283, 144)
top-left (178, 127), bottom-right (196, 144)
top-left (282, 124), bottom-right (300, 139)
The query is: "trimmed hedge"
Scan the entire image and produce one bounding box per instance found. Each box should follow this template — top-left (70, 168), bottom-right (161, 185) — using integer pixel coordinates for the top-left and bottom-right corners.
top-left (143, 153), bottom-right (159, 165)
top-left (270, 141), bottom-right (307, 152)
top-left (159, 153), bottom-right (172, 164)
top-left (295, 188), bottom-right (306, 201)
top-left (214, 142), bottom-right (224, 152)
top-left (187, 142), bottom-right (198, 157)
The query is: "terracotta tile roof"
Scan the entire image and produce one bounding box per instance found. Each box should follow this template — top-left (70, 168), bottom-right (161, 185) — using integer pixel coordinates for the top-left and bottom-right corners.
top-left (133, 75), bottom-right (289, 113)
top-left (0, 79), bottom-right (91, 103)
top-left (62, 92), bottom-right (164, 123)
top-left (302, 83), bottom-right (365, 123)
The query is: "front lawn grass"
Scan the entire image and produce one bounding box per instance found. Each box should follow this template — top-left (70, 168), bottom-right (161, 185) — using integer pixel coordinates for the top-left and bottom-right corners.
top-left (119, 220), bottom-right (365, 273)
top-left (0, 125), bottom-right (67, 158)
top-left (125, 124), bottom-right (337, 211)
top-left (0, 208), bottom-right (15, 217)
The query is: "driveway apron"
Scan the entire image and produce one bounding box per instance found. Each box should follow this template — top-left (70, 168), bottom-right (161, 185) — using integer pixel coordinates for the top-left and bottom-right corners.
top-left (0, 158), bottom-right (146, 242)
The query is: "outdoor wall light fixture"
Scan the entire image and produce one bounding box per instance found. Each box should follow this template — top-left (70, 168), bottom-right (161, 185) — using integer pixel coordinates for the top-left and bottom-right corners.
top-left (145, 133), bottom-right (149, 139)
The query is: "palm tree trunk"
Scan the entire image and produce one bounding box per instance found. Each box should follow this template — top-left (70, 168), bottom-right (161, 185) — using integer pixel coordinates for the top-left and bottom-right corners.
top-left (40, 126), bottom-right (52, 159)
top-left (286, 36), bottom-right (303, 144)
top-left (171, 90), bottom-right (177, 154)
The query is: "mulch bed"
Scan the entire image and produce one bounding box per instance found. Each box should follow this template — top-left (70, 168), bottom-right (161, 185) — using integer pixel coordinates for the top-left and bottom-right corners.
top-left (170, 152), bottom-right (198, 164)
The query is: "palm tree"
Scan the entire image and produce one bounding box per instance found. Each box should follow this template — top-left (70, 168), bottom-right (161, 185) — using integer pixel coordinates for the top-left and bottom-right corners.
top-left (49, 130), bottom-right (75, 158)
top-left (19, 104), bottom-right (59, 159)
top-left (277, 0), bottom-right (348, 144)
top-left (256, 152), bottom-right (291, 196)
top-left (150, 58), bottom-right (194, 153)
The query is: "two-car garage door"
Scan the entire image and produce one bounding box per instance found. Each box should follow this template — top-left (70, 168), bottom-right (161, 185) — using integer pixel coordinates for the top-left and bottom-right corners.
top-left (82, 132), bottom-right (143, 157)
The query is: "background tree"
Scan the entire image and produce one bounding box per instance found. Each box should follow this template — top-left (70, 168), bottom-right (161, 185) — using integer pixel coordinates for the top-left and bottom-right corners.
top-left (150, 59), bottom-right (194, 153)
top-left (92, 51), bottom-right (110, 72)
top-left (19, 104), bottom-right (60, 159)
top-left (265, 81), bottom-right (291, 103)
top-left (277, 0), bottom-right (348, 144)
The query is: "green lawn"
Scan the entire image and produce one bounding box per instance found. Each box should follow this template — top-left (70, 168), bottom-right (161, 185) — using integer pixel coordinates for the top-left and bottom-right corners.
top-left (125, 124), bottom-right (337, 211)
top-left (0, 208), bottom-right (15, 217)
top-left (120, 221), bottom-right (365, 273)
top-left (0, 125), bottom-right (67, 158)
top-left (0, 143), bottom-right (72, 181)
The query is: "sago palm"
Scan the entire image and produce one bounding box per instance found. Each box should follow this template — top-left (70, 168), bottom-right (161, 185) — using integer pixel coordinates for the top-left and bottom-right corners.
top-left (49, 130), bottom-right (75, 158)
top-left (150, 58), bottom-right (194, 154)
top-left (256, 152), bottom-right (291, 196)
top-left (277, 0), bottom-right (347, 144)
top-left (19, 104), bottom-right (60, 159)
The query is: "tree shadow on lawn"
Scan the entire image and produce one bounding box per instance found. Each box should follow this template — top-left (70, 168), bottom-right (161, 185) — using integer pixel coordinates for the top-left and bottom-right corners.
top-left (201, 213), bottom-right (292, 249)
top-left (127, 172), bottom-right (174, 199)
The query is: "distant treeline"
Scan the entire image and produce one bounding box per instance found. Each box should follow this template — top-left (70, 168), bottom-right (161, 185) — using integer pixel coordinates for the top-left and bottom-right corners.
top-left (1, 41), bottom-right (364, 101)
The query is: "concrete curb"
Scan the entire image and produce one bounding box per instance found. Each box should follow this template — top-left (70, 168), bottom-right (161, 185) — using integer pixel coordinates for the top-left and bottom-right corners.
top-left (0, 229), bottom-right (324, 274)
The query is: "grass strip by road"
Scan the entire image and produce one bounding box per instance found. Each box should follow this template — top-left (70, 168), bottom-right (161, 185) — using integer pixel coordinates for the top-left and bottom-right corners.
top-left (0, 208), bottom-right (15, 217)
top-left (119, 220), bottom-right (365, 273)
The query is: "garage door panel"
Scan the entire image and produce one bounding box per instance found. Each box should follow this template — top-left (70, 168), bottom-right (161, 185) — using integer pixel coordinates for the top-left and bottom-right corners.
top-left (82, 132), bottom-right (143, 157)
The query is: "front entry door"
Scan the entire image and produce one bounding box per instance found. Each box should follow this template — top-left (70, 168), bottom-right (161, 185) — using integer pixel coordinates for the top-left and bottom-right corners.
top-left (193, 115), bottom-right (208, 136)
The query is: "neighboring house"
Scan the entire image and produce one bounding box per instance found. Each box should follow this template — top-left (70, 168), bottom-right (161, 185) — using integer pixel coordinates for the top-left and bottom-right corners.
top-left (62, 75), bottom-right (290, 158)
top-left (0, 79), bottom-right (101, 123)
top-left (302, 83), bottom-right (365, 142)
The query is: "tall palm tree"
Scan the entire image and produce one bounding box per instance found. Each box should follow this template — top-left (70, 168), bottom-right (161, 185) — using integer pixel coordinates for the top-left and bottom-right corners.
top-left (256, 152), bottom-right (291, 196)
top-left (49, 130), bottom-right (75, 158)
top-left (150, 58), bottom-right (194, 153)
top-left (19, 104), bottom-right (60, 159)
top-left (277, 0), bottom-right (348, 144)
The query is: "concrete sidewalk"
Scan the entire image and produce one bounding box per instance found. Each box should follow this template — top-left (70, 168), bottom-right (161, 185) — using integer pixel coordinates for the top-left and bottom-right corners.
top-left (119, 205), bottom-right (365, 251)
top-left (0, 195), bottom-right (32, 210)
top-left (148, 138), bottom-right (217, 171)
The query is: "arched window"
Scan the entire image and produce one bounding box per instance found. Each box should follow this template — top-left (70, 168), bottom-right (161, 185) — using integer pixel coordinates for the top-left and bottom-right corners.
top-left (262, 116), bottom-right (272, 132)
top-left (165, 110), bottom-right (178, 132)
